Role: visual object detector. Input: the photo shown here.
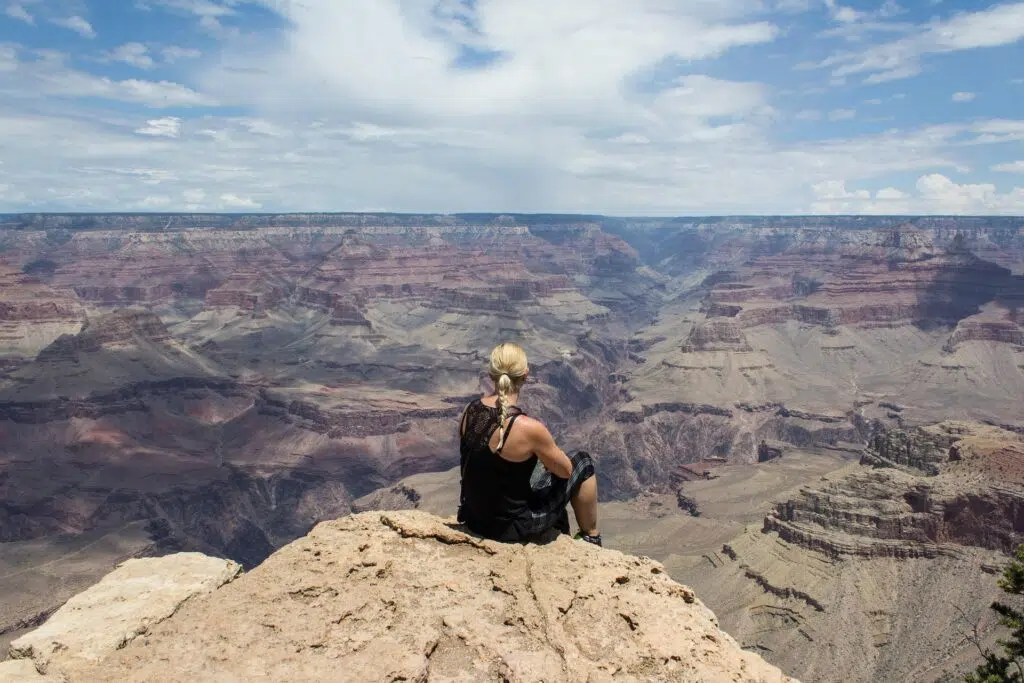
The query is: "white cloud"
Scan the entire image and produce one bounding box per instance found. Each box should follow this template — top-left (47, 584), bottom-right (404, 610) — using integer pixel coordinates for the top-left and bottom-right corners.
top-left (137, 194), bottom-right (172, 208)
top-left (823, 0), bottom-right (861, 23)
top-left (219, 193), bottom-right (261, 209)
top-left (951, 91), bottom-right (975, 102)
top-left (970, 120), bottom-right (1024, 144)
top-left (876, 186), bottom-right (907, 199)
top-left (1, 50), bottom-right (217, 107)
top-left (161, 46), bottom-right (202, 63)
top-left (609, 132), bottom-right (650, 145)
top-left (207, 0), bottom-right (779, 124)
top-left (0, 45), bottom-right (16, 72)
top-left (993, 161), bottom-right (1024, 173)
top-left (135, 116), bottom-right (182, 137)
top-left (51, 15), bottom-right (95, 38)
top-left (863, 98), bottom-right (882, 105)
top-left (834, 6), bottom-right (861, 23)
top-left (139, 0), bottom-right (242, 36)
top-left (828, 108), bottom-right (856, 121)
top-left (819, 3), bottom-right (1024, 84)
top-left (140, 0), bottom-right (236, 19)
top-left (1, 0), bottom-right (1023, 215)
top-left (812, 174), bottom-right (1024, 214)
top-left (5, 3), bottom-right (33, 24)
top-left (915, 173), bottom-right (999, 211)
top-left (49, 73), bottom-right (215, 107)
top-left (813, 179), bottom-right (870, 200)
top-left (107, 43), bottom-right (155, 69)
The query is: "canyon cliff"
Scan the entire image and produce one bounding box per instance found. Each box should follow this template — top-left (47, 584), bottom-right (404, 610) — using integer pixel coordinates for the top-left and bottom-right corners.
top-left (2, 511), bottom-right (795, 683)
top-left (1, 213), bottom-right (1022, 679)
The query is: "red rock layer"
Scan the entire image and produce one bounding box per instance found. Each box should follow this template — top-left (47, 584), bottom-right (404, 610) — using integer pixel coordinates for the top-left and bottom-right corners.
top-left (682, 319), bottom-right (752, 352)
top-left (0, 263), bottom-right (83, 323)
top-left (37, 310), bottom-right (170, 361)
top-left (946, 312), bottom-right (1024, 349)
top-left (703, 232), bottom-right (1021, 329)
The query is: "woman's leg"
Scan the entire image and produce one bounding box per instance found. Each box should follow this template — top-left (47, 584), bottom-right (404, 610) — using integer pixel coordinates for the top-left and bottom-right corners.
top-left (570, 473), bottom-right (599, 537)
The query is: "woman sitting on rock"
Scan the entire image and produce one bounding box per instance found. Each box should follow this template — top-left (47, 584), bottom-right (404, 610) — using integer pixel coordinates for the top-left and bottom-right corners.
top-left (457, 342), bottom-right (602, 547)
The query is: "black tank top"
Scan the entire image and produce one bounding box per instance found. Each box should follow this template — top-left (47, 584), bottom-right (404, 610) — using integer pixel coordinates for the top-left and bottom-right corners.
top-left (458, 399), bottom-right (537, 541)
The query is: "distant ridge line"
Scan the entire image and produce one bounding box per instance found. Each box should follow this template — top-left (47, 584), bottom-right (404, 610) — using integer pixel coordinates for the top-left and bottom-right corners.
top-left (0, 213), bottom-right (1020, 233)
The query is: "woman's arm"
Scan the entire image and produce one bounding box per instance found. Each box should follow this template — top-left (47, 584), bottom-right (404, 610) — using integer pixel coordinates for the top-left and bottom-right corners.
top-left (523, 418), bottom-right (573, 479)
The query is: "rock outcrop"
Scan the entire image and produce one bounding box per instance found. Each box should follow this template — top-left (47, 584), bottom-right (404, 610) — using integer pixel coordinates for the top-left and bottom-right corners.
top-left (36, 310), bottom-right (170, 361)
top-left (6, 553), bottom-right (240, 675)
top-left (677, 422), bottom-right (1024, 682)
top-left (945, 308), bottom-right (1024, 350)
top-left (859, 425), bottom-right (951, 475)
top-left (699, 232), bottom-right (1022, 331)
top-left (0, 263), bottom-right (84, 362)
top-left (767, 423), bottom-right (1024, 559)
top-left (5, 511), bottom-right (796, 682)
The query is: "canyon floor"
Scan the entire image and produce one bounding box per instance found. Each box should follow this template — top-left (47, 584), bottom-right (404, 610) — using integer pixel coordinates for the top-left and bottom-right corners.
top-left (1, 213), bottom-right (1023, 680)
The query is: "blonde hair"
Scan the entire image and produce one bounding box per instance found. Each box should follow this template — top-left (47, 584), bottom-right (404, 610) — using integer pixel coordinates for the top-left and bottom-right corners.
top-left (488, 342), bottom-right (529, 451)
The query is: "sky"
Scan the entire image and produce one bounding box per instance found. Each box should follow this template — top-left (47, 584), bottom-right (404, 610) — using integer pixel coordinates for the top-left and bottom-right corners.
top-left (0, 0), bottom-right (1023, 215)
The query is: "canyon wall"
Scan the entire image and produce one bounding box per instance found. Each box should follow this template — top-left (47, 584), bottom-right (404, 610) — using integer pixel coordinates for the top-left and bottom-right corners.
top-left (1, 214), bottom-right (1022, 675)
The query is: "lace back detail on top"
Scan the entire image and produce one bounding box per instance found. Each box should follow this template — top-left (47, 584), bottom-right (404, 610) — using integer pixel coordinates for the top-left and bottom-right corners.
top-left (461, 399), bottom-right (523, 454)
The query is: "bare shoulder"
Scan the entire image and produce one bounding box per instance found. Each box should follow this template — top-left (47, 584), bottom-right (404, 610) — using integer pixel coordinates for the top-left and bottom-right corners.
top-left (514, 416), bottom-right (552, 441)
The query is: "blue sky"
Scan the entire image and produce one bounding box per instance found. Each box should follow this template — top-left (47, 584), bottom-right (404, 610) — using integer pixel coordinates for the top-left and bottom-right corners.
top-left (0, 0), bottom-right (1022, 214)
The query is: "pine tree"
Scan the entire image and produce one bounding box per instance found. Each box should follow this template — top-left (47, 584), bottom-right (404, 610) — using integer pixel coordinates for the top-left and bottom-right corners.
top-left (967, 546), bottom-right (1024, 682)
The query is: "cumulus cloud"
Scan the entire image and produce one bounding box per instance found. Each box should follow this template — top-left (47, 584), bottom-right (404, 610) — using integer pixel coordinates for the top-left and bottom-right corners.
top-left (106, 43), bottom-right (155, 69)
top-left (207, 0), bottom-right (779, 124)
top-left (951, 91), bottom-right (975, 102)
top-left (219, 193), bottom-right (261, 209)
top-left (812, 174), bottom-right (1024, 214)
top-left (876, 187), bottom-right (908, 199)
top-left (135, 117), bottom-right (182, 137)
top-left (813, 179), bottom-right (870, 200)
top-left (51, 15), bottom-right (95, 38)
top-left (5, 3), bottom-right (33, 24)
top-left (1, 0), bottom-right (1023, 215)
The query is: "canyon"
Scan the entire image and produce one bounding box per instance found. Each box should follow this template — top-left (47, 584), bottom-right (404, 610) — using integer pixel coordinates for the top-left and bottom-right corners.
top-left (1, 213), bottom-right (1023, 680)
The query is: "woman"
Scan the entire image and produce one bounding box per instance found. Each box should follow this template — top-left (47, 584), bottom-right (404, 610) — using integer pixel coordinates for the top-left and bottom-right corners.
top-left (457, 342), bottom-right (602, 546)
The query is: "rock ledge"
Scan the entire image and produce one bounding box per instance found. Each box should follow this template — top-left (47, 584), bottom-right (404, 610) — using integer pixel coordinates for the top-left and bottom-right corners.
top-left (6, 511), bottom-right (796, 682)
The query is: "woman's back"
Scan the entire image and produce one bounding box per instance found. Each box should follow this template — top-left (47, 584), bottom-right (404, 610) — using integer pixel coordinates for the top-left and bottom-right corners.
top-left (458, 399), bottom-right (537, 541)
top-left (457, 341), bottom-right (600, 546)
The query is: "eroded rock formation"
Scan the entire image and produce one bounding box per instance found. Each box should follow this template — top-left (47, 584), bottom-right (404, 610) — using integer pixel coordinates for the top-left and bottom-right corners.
top-left (2, 214), bottom-right (1023, 680)
top-left (4, 511), bottom-right (797, 683)
top-left (679, 422), bottom-right (1024, 682)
